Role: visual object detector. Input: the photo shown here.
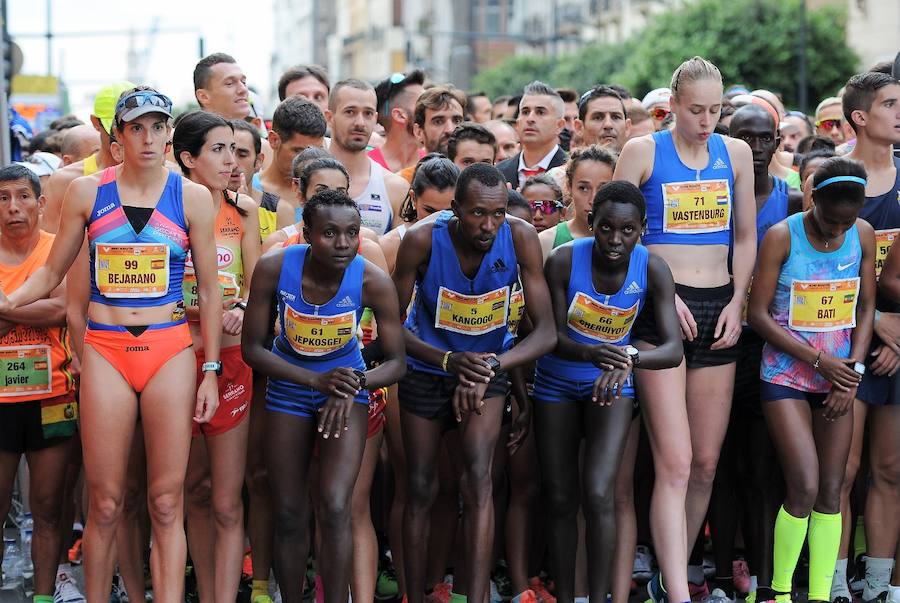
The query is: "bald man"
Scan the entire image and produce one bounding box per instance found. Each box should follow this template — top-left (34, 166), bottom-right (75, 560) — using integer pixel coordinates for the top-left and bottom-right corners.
top-left (60, 125), bottom-right (101, 167)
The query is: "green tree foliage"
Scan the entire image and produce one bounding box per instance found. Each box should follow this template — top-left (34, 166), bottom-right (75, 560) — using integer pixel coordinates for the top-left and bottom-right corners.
top-left (471, 0), bottom-right (858, 111)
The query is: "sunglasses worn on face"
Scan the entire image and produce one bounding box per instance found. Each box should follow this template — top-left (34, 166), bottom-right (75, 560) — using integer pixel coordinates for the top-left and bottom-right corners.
top-left (816, 118), bottom-right (842, 130)
top-left (650, 107), bottom-right (670, 121)
top-left (529, 200), bottom-right (564, 215)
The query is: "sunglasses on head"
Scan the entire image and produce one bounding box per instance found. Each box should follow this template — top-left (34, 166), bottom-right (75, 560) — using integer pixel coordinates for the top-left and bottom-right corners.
top-left (815, 118), bottom-right (842, 130)
top-left (382, 73), bottom-right (408, 115)
top-left (650, 107), bottom-right (671, 121)
top-left (529, 200), bottom-right (564, 215)
top-left (115, 91), bottom-right (172, 116)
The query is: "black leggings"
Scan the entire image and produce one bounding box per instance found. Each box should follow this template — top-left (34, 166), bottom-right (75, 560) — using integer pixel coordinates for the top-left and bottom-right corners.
top-left (535, 398), bottom-right (634, 602)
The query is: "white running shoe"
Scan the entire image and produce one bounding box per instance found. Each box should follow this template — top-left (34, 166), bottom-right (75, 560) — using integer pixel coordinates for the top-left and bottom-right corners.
top-left (633, 545), bottom-right (655, 582)
top-left (702, 588), bottom-right (736, 603)
top-left (54, 571), bottom-right (86, 603)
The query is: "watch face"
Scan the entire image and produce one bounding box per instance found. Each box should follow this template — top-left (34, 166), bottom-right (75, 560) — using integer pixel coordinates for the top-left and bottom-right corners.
top-left (625, 346), bottom-right (638, 356)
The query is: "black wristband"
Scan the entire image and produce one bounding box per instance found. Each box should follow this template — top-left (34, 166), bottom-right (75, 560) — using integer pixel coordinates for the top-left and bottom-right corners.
top-left (361, 338), bottom-right (385, 369)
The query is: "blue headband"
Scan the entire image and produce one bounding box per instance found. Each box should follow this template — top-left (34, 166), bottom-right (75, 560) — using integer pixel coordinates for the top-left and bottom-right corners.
top-left (813, 175), bottom-right (867, 190)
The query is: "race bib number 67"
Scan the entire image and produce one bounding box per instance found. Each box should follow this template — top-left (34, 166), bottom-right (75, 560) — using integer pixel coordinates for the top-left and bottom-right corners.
top-left (788, 278), bottom-right (860, 332)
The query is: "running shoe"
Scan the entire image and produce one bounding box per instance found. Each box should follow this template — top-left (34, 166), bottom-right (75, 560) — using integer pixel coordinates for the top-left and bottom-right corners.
top-left (108, 575), bottom-right (128, 603)
top-left (647, 572), bottom-right (668, 603)
top-left (701, 588), bottom-right (735, 603)
top-left (515, 591), bottom-right (539, 603)
top-left (54, 571), bottom-right (86, 603)
top-left (633, 546), bottom-right (655, 582)
top-left (492, 563), bottom-right (513, 601)
top-left (732, 559), bottom-right (751, 595)
top-left (490, 579), bottom-right (506, 603)
top-left (864, 592), bottom-right (889, 603)
top-left (242, 548), bottom-right (253, 578)
top-left (529, 577), bottom-right (556, 603)
top-left (832, 596), bottom-right (851, 603)
top-left (702, 556), bottom-right (716, 579)
top-left (850, 555), bottom-right (867, 596)
top-left (745, 591), bottom-right (756, 603)
top-left (690, 580), bottom-right (711, 601)
top-left (375, 565), bottom-right (400, 600)
top-left (253, 596), bottom-right (274, 603)
top-left (67, 539), bottom-right (83, 565)
top-left (426, 581), bottom-right (452, 603)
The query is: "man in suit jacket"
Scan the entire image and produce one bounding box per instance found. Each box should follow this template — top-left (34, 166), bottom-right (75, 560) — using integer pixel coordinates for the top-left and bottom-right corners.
top-left (496, 81), bottom-right (568, 190)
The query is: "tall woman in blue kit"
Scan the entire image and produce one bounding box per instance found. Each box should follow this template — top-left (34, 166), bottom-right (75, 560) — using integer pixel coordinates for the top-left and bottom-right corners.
top-left (241, 188), bottom-right (406, 603)
top-left (748, 157), bottom-right (875, 603)
top-left (614, 57), bottom-right (757, 603)
top-left (0, 87), bottom-right (223, 603)
top-left (535, 181), bottom-right (683, 602)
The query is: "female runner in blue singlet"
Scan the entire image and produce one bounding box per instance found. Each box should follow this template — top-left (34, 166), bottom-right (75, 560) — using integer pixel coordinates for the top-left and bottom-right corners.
top-left (0, 86), bottom-right (223, 603)
top-left (615, 57), bottom-right (757, 603)
top-left (241, 189), bottom-right (406, 603)
top-left (535, 181), bottom-right (682, 602)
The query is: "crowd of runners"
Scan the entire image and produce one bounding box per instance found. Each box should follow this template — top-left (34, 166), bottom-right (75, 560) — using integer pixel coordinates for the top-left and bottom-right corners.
top-left (0, 48), bottom-right (899, 603)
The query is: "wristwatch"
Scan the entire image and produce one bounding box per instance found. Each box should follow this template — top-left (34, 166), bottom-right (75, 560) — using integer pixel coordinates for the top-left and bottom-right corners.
top-left (853, 362), bottom-right (866, 376)
top-left (353, 369), bottom-right (368, 390)
top-left (234, 301), bottom-right (247, 311)
top-left (486, 356), bottom-right (502, 373)
top-left (625, 345), bottom-right (641, 366)
top-left (201, 360), bottom-right (223, 376)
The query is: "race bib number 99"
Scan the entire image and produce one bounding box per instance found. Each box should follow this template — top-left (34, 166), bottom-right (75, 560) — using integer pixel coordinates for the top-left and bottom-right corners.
top-left (788, 278), bottom-right (860, 332)
top-left (435, 286), bottom-right (509, 335)
top-left (567, 293), bottom-right (639, 343)
top-left (95, 243), bottom-right (169, 298)
top-left (662, 179), bottom-right (731, 234)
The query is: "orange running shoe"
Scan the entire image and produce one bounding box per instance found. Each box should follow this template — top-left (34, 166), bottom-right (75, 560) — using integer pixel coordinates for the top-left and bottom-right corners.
top-left (242, 548), bottom-right (253, 578)
top-left (529, 577), bottom-right (557, 603)
top-left (426, 581), bottom-right (452, 603)
top-left (67, 538), bottom-right (83, 565)
top-left (517, 590), bottom-right (540, 603)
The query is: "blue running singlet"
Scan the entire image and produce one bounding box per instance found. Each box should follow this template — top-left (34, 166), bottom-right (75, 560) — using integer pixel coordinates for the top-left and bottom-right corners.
top-left (534, 239), bottom-right (648, 402)
top-left (266, 245), bottom-right (369, 416)
top-left (641, 130), bottom-right (735, 247)
top-left (405, 210), bottom-right (519, 375)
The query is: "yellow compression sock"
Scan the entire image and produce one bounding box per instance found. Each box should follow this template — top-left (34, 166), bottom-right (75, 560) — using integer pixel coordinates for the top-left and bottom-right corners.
top-left (808, 511), bottom-right (842, 602)
top-left (773, 506), bottom-right (810, 600)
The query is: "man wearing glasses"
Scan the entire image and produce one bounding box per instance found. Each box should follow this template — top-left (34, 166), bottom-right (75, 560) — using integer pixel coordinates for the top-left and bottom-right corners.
top-left (815, 97), bottom-right (847, 145)
top-left (641, 87), bottom-right (673, 132)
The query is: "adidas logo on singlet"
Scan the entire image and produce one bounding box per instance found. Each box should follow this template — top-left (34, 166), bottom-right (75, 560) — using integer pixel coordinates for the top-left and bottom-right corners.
top-left (712, 158), bottom-right (728, 170)
top-left (624, 281), bottom-right (643, 295)
top-left (490, 259), bottom-right (508, 273)
top-left (336, 295), bottom-right (355, 308)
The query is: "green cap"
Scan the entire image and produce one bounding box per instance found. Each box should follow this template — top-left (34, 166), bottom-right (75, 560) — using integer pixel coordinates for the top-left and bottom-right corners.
top-left (93, 81), bottom-right (136, 134)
